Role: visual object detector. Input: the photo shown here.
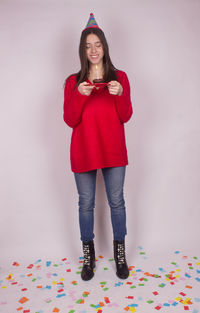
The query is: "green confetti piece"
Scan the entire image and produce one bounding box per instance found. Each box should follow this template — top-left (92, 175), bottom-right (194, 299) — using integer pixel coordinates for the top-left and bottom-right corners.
top-left (100, 281), bottom-right (107, 285)
top-left (171, 262), bottom-right (177, 265)
top-left (103, 287), bottom-right (109, 291)
top-left (53, 264), bottom-right (58, 267)
top-left (143, 278), bottom-right (148, 281)
top-left (109, 258), bottom-right (114, 262)
top-left (32, 278), bottom-right (36, 282)
top-left (130, 285), bottom-right (136, 289)
top-left (147, 300), bottom-right (154, 304)
top-left (165, 274), bottom-right (170, 278)
top-left (138, 283), bottom-right (144, 286)
top-left (83, 294), bottom-right (88, 298)
top-left (140, 252), bottom-right (146, 255)
top-left (154, 274), bottom-right (159, 278)
top-left (104, 268), bottom-right (108, 270)
top-left (46, 299), bottom-right (52, 303)
top-left (158, 283), bottom-right (165, 288)
top-left (76, 299), bottom-right (83, 304)
top-left (90, 304), bottom-right (96, 308)
top-left (193, 256), bottom-right (198, 260)
top-left (189, 267), bottom-right (193, 270)
top-left (76, 271), bottom-right (81, 274)
top-left (68, 310), bottom-right (75, 313)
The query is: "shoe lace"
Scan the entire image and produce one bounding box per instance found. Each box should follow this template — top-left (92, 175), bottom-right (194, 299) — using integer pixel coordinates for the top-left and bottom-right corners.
top-left (83, 244), bottom-right (91, 266)
top-left (117, 243), bottom-right (125, 264)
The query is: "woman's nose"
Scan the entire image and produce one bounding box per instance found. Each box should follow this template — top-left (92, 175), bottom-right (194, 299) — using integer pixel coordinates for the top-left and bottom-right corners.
top-left (91, 45), bottom-right (96, 53)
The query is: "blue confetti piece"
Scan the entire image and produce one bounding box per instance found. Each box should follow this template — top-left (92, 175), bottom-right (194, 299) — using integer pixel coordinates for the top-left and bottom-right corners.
top-left (95, 304), bottom-right (101, 308)
top-left (196, 269), bottom-right (200, 274)
top-left (185, 273), bottom-right (191, 278)
top-left (174, 251), bottom-right (180, 254)
top-left (194, 298), bottom-right (200, 303)
top-left (195, 277), bottom-right (200, 282)
top-left (34, 259), bottom-right (42, 264)
top-left (136, 269), bottom-right (142, 272)
top-left (172, 301), bottom-right (178, 306)
top-left (159, 267), bottom-right (166, 272)
top-left (56, 293), bottom-right (66, 298)
top-left (163, 303), bottom-right (170, 306)
top-left (52, 273), bottom-right (58, 276)
top-left (115, 282), bottom-right (124, 287)
top-left (46, 285), bottom-right (52, 289)
top-left (129, 304), bottom-right (138, 307)
top-left (46, 261), bottom-right (51, 267)
top-left (79, 256), bottom-right (84, 260)
top-left (138, 246), bottom-right (143, 250)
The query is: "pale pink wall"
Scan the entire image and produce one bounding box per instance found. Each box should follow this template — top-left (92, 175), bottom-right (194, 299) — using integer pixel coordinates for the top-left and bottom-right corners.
top-left (0, 0), bottom-right (200, 263)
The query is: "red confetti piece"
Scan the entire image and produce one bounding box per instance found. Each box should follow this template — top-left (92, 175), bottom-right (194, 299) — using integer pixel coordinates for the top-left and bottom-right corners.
top-left (155, 305), bottom-right (162, 310)
top-left (104, 297), bottom-right (110, 303)
top-left (126, 282), bottom-right (132, 285)
top-left (11, 282), bottom-right (18, 285)
top-left (153, 291), bottom-right (158, 295)
top-left (188, 263), bottom-right (192, 266)
top-left (21, 288), bottom-right (27, 291)
top-left (13, 262), bottom-right (20, 266)
top-left (23, 310), bottom-right (30, 313)
top-left (180, 292), bottom-right (186, 296)
top-left (66, 269), bottom-right (71, 272)
top-left (62, 258), bottom-right (67, 261)
top-left (27, 264), bottom-right (34, 269)
top-left (126, 296), bottom-right (134, 299)
top-left (184, 306), bottom-right (189, 310)
top-left (57, 289), bottom-right (64, 293)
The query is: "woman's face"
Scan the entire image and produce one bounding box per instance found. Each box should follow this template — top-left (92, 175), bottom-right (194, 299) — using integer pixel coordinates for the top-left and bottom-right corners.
top-left (85, 33), bottom-right (104, 66)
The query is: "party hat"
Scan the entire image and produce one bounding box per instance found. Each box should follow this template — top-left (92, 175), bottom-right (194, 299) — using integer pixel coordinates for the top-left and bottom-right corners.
top-left (85, 13), bottom-right (100, 29)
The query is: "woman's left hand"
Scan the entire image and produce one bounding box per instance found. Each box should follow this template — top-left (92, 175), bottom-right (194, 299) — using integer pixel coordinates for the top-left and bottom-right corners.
top-left (108, 81), bottom-right (123, 96)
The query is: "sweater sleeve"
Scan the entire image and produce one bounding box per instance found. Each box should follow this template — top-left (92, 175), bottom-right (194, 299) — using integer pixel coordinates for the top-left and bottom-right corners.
top-left (114, 71), bottom-right (133, 123)
top-left (63, 75), bottom-right (88, 128)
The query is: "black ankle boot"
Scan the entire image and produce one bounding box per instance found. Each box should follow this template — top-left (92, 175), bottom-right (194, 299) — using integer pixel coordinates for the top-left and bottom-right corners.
top-left (81, 240), bottom-right (95, 281)
top-left (114, 240), bottom-right (129, 279)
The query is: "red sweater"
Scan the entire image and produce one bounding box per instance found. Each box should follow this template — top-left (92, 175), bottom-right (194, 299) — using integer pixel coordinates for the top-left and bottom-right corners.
top-left (63, 70), bottom-right (133, 173)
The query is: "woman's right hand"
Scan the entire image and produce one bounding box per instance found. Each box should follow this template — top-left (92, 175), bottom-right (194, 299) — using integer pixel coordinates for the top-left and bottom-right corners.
top-left (78, 82), bottom-right (94, 96)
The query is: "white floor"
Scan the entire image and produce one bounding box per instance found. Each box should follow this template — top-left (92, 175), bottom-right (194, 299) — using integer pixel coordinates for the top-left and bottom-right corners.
top-left (0, 246), bottom-right (200, 313)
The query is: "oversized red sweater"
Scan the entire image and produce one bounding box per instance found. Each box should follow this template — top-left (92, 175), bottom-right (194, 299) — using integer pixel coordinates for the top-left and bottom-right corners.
top-left (63, 70), bottom-right (133, 173)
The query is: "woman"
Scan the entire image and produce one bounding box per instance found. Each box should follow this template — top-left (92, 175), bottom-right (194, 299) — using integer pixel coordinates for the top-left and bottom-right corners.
top-left (63, 13), bottom-right (133, 281)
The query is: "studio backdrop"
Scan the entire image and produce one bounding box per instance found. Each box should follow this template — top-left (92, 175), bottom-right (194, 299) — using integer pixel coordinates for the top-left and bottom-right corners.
top-left (0, 0), bottom-right (200, 264)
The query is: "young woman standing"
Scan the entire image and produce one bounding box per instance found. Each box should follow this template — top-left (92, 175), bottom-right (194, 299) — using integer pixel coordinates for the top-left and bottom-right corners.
top-left (63, 13), bottom-right (133, 281)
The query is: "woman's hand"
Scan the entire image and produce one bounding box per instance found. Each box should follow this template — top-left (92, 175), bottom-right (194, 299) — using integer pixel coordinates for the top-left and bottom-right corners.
top-left (78, 82), bottom-right (94, 96)
top-left (108, 81), bottom-right (123, 96)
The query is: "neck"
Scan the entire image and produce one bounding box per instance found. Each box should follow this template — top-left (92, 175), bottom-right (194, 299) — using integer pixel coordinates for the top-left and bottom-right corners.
top-left (89, 62), bottom-right (104, 79)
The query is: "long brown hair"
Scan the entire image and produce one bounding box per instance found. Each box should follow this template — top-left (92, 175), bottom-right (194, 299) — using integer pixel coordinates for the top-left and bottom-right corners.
top-left (64, 27), bottom-right (118, 87)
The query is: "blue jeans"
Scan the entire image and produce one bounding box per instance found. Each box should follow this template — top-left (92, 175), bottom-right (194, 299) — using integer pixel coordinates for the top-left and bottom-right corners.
top-left (74, 166), bottom-right (127, 242)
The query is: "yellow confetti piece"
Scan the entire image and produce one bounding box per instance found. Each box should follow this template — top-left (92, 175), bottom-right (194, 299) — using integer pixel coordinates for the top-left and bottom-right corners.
top-left (1, 286), bottom-right (7, 289)
top-left (196, 262), bottom-right (200, 265)
top-left (175, 275), bottom-right (180, 278)
top-left (52, 281), bottom-right (57, 285)
top-left (176, 269), bottom-right (181, 272)
top-left (165, 278), bottom-right (170, 282)
top-left (131, 270), bottom-right (136, 274)
top-left (130, 308), bottom-right (136, 312)
top-left (6, 274), bottom-right (13, 280)
top-left (175, 297), bottom-right (182, 301)
top-left (60, 278), bottom-right (64, 281)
